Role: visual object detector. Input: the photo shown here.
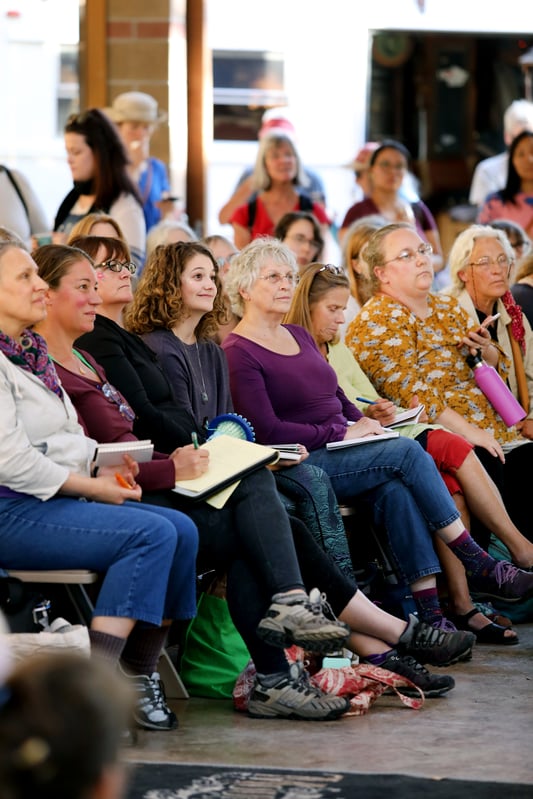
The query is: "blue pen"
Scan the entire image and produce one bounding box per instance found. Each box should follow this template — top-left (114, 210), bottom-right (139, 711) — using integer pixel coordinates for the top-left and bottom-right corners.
top-left (356, 397), bottom-right (377, 405)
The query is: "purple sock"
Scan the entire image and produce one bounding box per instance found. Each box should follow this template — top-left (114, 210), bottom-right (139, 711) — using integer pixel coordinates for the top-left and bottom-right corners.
top-left (364, 649), bottom-right (395, 666)
top-left (412, 586), bottom-right (443, 625)
top-left (448, 530), bottom-right (497, 581)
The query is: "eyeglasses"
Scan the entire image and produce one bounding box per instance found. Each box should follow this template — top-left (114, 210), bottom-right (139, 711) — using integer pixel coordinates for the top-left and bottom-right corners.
top-left (373, 161), bottom-right (407, 172)
top-left (216, 254), bottom-right (237, 269)
top-left (383, 243), bottom-right (433, 265)
top-left (287, 233), bottom-right (322, 251)
top-left (97, 382), bottom-right (136, 422)
top-left (258, 271), bottom-right (299, 285)
top-left (468, 254), bottom-right (511, 271)
top-left (96, 259), bottom-right (137, 275)
top-left (318, 264), bottom-right (344, 275)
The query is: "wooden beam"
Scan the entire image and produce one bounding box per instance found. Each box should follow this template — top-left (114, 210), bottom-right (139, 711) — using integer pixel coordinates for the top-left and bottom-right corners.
top-left (79, 0), bottom-right (107, 109)
top-left (186, 0), bottom-right (208, 235)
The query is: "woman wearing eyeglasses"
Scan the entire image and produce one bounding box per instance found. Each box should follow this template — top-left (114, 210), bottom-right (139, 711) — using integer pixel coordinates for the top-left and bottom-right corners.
top-left (221, 237), bottom-right (533, 624)
top-left (285, 261), bottom-right (533, 640)
top-left (443, 225), bottom-right (533, 535)
top-left (347, 223), bottom-right (533, 543)
top-left (338, 141), bottom-right (443, 275)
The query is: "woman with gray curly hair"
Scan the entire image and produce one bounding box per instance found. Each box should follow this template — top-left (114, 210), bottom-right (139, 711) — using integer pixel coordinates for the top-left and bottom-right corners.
top-left (223, 236), bottom-right (533, 624)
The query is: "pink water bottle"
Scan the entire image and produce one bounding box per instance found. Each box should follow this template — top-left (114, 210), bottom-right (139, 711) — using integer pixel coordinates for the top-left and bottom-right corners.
top-left (467, 353), bottom-right (526, 427)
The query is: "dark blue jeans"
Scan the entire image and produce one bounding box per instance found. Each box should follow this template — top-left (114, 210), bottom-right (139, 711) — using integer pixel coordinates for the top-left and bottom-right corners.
top-left (0, 496), bottom-right (198, 625)
top-left (306, 436), bottom-right (460, 585)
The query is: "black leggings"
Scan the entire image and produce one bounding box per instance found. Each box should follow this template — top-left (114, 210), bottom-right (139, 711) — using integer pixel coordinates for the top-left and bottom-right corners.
top-left (144, 467), bottom-right (357, 675)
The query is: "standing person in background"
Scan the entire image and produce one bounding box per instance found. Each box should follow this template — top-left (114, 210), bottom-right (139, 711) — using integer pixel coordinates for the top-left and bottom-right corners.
top-left (478, 131), bottom-right (533, 238)
top-left (0, 165), bottom-right (49, 248)
top-left (338, 140), bottom-right (443, 276)
top-left (105, 92), bottom-right (178, 232)
top-left (53, 109), bottom-right (146, 270)
top-left (218, 109), bottom-right (326, 226)
top-left (230, 132), bottom-right (330, 250)
top-left (469, 100), bottom-right (533, 208)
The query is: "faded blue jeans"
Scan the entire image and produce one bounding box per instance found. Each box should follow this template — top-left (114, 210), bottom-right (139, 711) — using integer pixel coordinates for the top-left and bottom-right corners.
top-left (306, 436), bottom-right (460, 585)
top-left (0, 496), bottom-right (198, 625)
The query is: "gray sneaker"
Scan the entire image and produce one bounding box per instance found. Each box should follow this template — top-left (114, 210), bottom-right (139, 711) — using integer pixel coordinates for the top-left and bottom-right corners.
top-left (257, 588), bottom-right (350, 654)
top-left (248, 661), bottom-right (351, 720)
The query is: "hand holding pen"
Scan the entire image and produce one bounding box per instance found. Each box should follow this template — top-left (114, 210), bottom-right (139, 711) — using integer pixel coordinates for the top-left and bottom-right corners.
top-left (356, 396), bottom-right (397, 426)
top-left (460, 313), bottom-right (500, 363)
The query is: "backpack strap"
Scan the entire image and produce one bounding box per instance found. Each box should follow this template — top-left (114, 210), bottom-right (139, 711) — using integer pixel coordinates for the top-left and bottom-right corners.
top-left (248, 191), bottom-right (313, 230)
top-left (298, 192), bottom-right (314, 212)
top-left (1, 165), bottom-right (29, 221)
top-left (247, 196), bottom-right (258, 229)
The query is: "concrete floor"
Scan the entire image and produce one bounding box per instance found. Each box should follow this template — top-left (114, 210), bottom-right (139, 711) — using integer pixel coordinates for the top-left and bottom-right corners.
top-left (126, 622), bottom-right (533, 785)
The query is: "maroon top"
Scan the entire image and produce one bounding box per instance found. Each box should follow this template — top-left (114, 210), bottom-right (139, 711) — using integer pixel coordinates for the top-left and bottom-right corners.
top-left (55, 351), bottom-right (175, 491)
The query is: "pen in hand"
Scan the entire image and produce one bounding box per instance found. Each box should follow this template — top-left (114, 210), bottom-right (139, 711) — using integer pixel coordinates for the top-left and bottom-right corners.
top-left (191, 432), bottom-right (199, 449)
top-left (115, 472), bottom-right (133, 489)
top-left (356, 397), bottom-right (378, 405)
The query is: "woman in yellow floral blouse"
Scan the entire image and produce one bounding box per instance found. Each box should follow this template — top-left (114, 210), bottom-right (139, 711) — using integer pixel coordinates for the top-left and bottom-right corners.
top-left (346, 222), bottom-right (533, 539)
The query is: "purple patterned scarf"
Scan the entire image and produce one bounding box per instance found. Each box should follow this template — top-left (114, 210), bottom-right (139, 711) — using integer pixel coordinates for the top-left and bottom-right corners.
top-left (0, 328), bottom-right (63, 397)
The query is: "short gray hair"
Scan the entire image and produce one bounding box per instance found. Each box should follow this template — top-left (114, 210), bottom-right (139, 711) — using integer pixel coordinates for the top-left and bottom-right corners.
top-left (447, 224), bottom-right (514, 295)
top-left (224, 237), bottom-right (297, 317)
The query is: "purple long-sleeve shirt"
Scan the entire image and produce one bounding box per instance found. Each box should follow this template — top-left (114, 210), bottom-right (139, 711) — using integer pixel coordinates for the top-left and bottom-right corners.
top-left (222, 324), bottom-right (362, 450)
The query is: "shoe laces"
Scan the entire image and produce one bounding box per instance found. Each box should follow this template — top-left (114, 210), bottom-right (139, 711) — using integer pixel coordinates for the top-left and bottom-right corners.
top-left (395, 654), bottom-right (430, 677)
top-left (432, 617), bottom-right (457, 633)
top-left (493, 560), bottom-right (519, 587)
top-left (288, 662), bottom-right (323, 698)
top-left (138, 673), bottom-right (167, 711)
top-left (306, 587), bottom-right (335, 620)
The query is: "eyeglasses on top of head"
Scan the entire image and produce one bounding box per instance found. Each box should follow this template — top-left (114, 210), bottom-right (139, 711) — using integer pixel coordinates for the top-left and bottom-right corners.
top-left (318, 264), bottom-right (344, 275)
top-left (258, 271), bottom-right (299, 285)
top-left (216, 254), bottom-right (237, 269)
top-left (383, 242), bottom-right (433, 266)
top-left (468, 254), bottom-right (511, 270)
top-left (96, 259), bottom-right (137, 275)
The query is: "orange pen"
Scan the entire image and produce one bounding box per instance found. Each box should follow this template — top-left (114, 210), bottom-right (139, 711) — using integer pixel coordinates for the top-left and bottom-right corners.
top-left (115, 472), bottom-right (132, 489)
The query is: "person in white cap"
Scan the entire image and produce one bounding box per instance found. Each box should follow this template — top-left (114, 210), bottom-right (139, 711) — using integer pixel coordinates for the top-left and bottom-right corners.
top-left (218, 108), bottom-right (326, 225)
top-left (469, 99), bottom-right (533, 207)
top-left (106, 92), bottom-right (176, 232)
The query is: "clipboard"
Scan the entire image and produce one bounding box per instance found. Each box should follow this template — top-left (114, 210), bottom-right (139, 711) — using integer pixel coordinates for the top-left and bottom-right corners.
top-left (172, 435), bottom-right (279, 501)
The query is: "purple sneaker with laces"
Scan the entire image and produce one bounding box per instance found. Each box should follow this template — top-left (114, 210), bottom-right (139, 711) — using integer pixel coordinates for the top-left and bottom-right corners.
top-left (470, 560), bottom-right (533, 603)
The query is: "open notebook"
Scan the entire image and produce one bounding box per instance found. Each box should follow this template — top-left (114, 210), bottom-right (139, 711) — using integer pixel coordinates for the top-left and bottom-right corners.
top-left (172, 434), bottom-right (279, 502)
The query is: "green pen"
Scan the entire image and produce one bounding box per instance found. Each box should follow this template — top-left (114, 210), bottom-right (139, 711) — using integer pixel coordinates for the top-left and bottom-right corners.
top-left (191, 432), bottom-right (199, 449)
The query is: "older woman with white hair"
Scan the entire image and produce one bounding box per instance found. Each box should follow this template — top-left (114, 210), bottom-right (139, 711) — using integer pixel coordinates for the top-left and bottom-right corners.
top-left (444, 224), bottom-right (533, 439)
top-left (230, 133), bottom-right (329, 249)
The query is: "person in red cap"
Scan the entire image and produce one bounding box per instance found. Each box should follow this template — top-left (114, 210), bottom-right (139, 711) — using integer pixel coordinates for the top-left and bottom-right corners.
top-left (218, 109), bottom-right (326, 226)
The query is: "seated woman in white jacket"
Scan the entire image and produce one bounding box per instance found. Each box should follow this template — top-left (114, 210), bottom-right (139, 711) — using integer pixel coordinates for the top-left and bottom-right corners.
top-left (0, 231), bottom-right (199, 732)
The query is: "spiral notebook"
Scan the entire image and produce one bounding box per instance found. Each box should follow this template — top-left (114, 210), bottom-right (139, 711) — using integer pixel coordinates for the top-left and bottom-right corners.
top-left (172, 435), bottom-right (279, 502)
top-left (326, 430), bottom-right (399, 450)
top-left (94, 439), bottom-right (154, 467)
